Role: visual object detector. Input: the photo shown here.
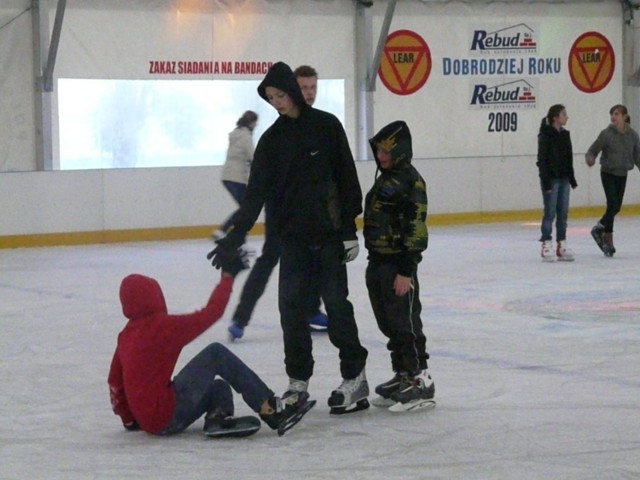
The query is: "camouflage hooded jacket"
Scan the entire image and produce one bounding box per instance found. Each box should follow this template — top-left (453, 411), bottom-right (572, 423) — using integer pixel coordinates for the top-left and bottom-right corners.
top-left (364, 120), bottom-right (428, 277)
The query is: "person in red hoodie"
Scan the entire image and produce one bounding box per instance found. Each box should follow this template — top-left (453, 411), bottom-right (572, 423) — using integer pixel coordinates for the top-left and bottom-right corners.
top-left (108, 253), bottom-right (313, 437)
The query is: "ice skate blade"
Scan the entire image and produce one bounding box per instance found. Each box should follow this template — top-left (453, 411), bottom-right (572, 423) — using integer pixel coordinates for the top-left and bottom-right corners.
top-left (329, 398), bottom-right (370, 415)
top-left (277, 399), bottom-right (316, 436)
top-left (204, 416), bottom-right (261, 438)
top-left (371, 396), bottom-right (395, 408)
top-left (388, 399), bottom-right (436, 413)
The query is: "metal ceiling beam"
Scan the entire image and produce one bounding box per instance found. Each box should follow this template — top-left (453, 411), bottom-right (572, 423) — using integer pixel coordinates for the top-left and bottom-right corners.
top-left (368, 0), bottom-right (397, 91)
top-left (43, 0), bottom-right (66, 92)
top-left (32, 0), bottom-right (66, 170)
top-left (355, 0), bottom-right (398, 160)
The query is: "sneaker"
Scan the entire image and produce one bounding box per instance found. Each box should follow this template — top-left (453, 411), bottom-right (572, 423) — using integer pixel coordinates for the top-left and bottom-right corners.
top-left (328, 369), bottom-right (369, 409)
top-left (227, 322), bottom-right (244, 341)
top-left (541, 240), bottom-right (556, 262)
top-left (374, 373), bottom-right (404, 399)
top-left (309, 312), bottom-right (328, 331)
top-left (390, 373), bottom-right (435, 404)
top-left (556, 240), bottom-right (575, 262)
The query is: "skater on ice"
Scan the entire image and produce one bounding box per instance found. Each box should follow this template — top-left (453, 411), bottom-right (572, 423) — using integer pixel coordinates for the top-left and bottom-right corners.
top-left (225, 65), bottom-right (328, 341)
top-left (108, 250), bottom-right (314, 438)
top-left (585, 104), bottom-right (640, 257)
top-left (213, 109), bottom-right (259, 247)
top-left (536, 104), bottom-right (577, 262)
top-left (207, 61), bottom-right (369, 415)
top-left (364, 121), bottom-right (435, 412)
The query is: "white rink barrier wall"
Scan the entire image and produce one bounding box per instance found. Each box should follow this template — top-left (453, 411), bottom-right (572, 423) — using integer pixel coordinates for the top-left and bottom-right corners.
top-left (1, 0), bottom-right (639, 245)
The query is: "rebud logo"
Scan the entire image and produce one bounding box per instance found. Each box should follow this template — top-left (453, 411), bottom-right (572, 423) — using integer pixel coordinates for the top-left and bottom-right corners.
top-left (470, 24), bottom-right (537, 54)
top-left (470, 79), bottom-right (537, 110)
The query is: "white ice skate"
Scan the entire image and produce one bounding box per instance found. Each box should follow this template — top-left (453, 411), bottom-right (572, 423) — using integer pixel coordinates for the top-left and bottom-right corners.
top-left (328, 369), bottom-right (370, 414)
top-left (540, 240), bottom-right (556, 262)
top-left (556, 240), bottom-right (575, 262)
top-left (283, 378), bottom-right (309, 400)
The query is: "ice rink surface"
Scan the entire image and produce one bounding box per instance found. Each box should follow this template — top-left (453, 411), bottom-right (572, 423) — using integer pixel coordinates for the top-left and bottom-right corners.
top-left (2, 218), bottom-right (639, 480)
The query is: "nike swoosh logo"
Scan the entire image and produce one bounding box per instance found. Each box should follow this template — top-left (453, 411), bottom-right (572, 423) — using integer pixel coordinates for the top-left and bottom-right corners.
top-left (310, 150), bottom-right (319, 156)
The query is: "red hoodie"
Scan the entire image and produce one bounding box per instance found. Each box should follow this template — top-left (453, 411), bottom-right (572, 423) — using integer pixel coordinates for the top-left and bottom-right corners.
top-left (108, 273), bottom-right (233, 434)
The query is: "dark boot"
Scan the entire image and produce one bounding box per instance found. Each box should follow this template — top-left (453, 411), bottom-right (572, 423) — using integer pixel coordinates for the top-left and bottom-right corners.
top-left (603, 232), bottom-right (616, 257)
top-left (590, 223), bottom-right (605, 252)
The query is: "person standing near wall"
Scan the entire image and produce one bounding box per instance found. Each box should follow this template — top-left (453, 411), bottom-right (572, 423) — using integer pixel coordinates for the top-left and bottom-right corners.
top-left (209, 61), bottom-right (369, 415)
top-left (226, 66), bottom-right (328, 341)
top-left (364, 121), bottom-right (435, 412)
top-left (536, 104), bottom-right (577, 262)
top-left (214, 111), bottom-right (259, 242)
top-left (586, 104), bottom-right (640, 257)
top-left (294, 65), bottom-right (318, 107)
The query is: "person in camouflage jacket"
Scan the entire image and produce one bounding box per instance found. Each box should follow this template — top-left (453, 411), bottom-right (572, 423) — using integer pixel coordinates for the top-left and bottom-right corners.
top-left (364, 120), bottom-right (434, 405)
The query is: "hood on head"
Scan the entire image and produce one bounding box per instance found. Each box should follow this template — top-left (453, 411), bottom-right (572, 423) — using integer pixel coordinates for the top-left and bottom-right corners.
top-left (257, 61), bottom-right (307, 111)
top-left (119, 274), bottom-right (167, 321)
top-left (369, 120), bottom-right (413, 169)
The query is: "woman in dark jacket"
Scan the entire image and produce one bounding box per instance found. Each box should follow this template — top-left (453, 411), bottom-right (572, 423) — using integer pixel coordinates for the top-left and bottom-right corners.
top-left (536, 104), bottom-right (577, 262)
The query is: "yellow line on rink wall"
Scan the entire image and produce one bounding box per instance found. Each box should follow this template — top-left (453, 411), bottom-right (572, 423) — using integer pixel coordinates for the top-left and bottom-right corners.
top-left (2, 205), bottom-right (639, 249)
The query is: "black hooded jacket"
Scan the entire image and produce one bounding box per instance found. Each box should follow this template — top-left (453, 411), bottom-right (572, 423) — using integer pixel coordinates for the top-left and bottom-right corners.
top-left (228, 62), bottom-right (362, 244)
top-left (537, 120), bottom-right (576, 191)
top-left (364, 121), bottom-right (428, 277)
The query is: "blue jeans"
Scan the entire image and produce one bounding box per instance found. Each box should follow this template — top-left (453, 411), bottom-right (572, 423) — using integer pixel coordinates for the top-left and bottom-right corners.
top-left (540, 178), bottom-right (571, 242)
top-left (160, 343), bottom-right (273, 435)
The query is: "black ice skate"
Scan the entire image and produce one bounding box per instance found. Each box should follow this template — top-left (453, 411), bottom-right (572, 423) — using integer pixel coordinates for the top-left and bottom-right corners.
top-left (203, 414), bottom-right (261, 438)
top-left (260, 392), bottom-right (315, 437)
top-left (371, 373), bottom-right (403, 408)
top-left (590, 223), bottom-right (605, 253)
top-left (388, 375), bottom-right (436, 413)
top-left (328, 369), bottom-right (370, 414)
top-left (603, 232), bottom-right (616, 257)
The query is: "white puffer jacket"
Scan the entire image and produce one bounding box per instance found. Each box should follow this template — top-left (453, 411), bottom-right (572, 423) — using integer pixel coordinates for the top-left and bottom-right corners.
top-left (221, 126), bottom-right (254, 184)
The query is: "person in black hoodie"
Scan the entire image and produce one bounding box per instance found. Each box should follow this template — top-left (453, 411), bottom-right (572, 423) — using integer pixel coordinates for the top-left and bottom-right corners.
top-left (208, 61), bottom-right (369, 414)
top-left (364, 121), bottom-right (435, 411)
top-left (225, 66), bottom-right (328, 341)
top-left (536, 104), bottom-right (577, 262)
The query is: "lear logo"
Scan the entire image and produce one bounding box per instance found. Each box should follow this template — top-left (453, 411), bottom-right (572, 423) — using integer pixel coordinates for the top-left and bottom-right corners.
top-left (568, 32), bottom-right (615, 93)
top-left (378, 29), bottom-right (432, 95)
top-left (470, 24), bottom-right (537, 54)
top-left (470, 79), bottom-right (537, 109)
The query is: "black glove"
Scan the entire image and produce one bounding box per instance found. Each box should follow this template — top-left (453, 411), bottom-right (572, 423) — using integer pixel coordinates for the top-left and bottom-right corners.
top-left (206, 245), bottom-right (250, 277)
top-left (123, 421), bottom-right (140, 431)
top-left (213, 229), bottom-right (244, 252)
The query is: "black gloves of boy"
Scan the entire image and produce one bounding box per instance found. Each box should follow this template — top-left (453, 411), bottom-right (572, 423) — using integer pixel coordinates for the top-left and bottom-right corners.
top-left (206, 230), bottom-right (250, 277)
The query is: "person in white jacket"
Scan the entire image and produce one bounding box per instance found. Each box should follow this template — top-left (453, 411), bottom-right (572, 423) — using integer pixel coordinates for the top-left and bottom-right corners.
top-left (216, 111), bottom-right (258, 240)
